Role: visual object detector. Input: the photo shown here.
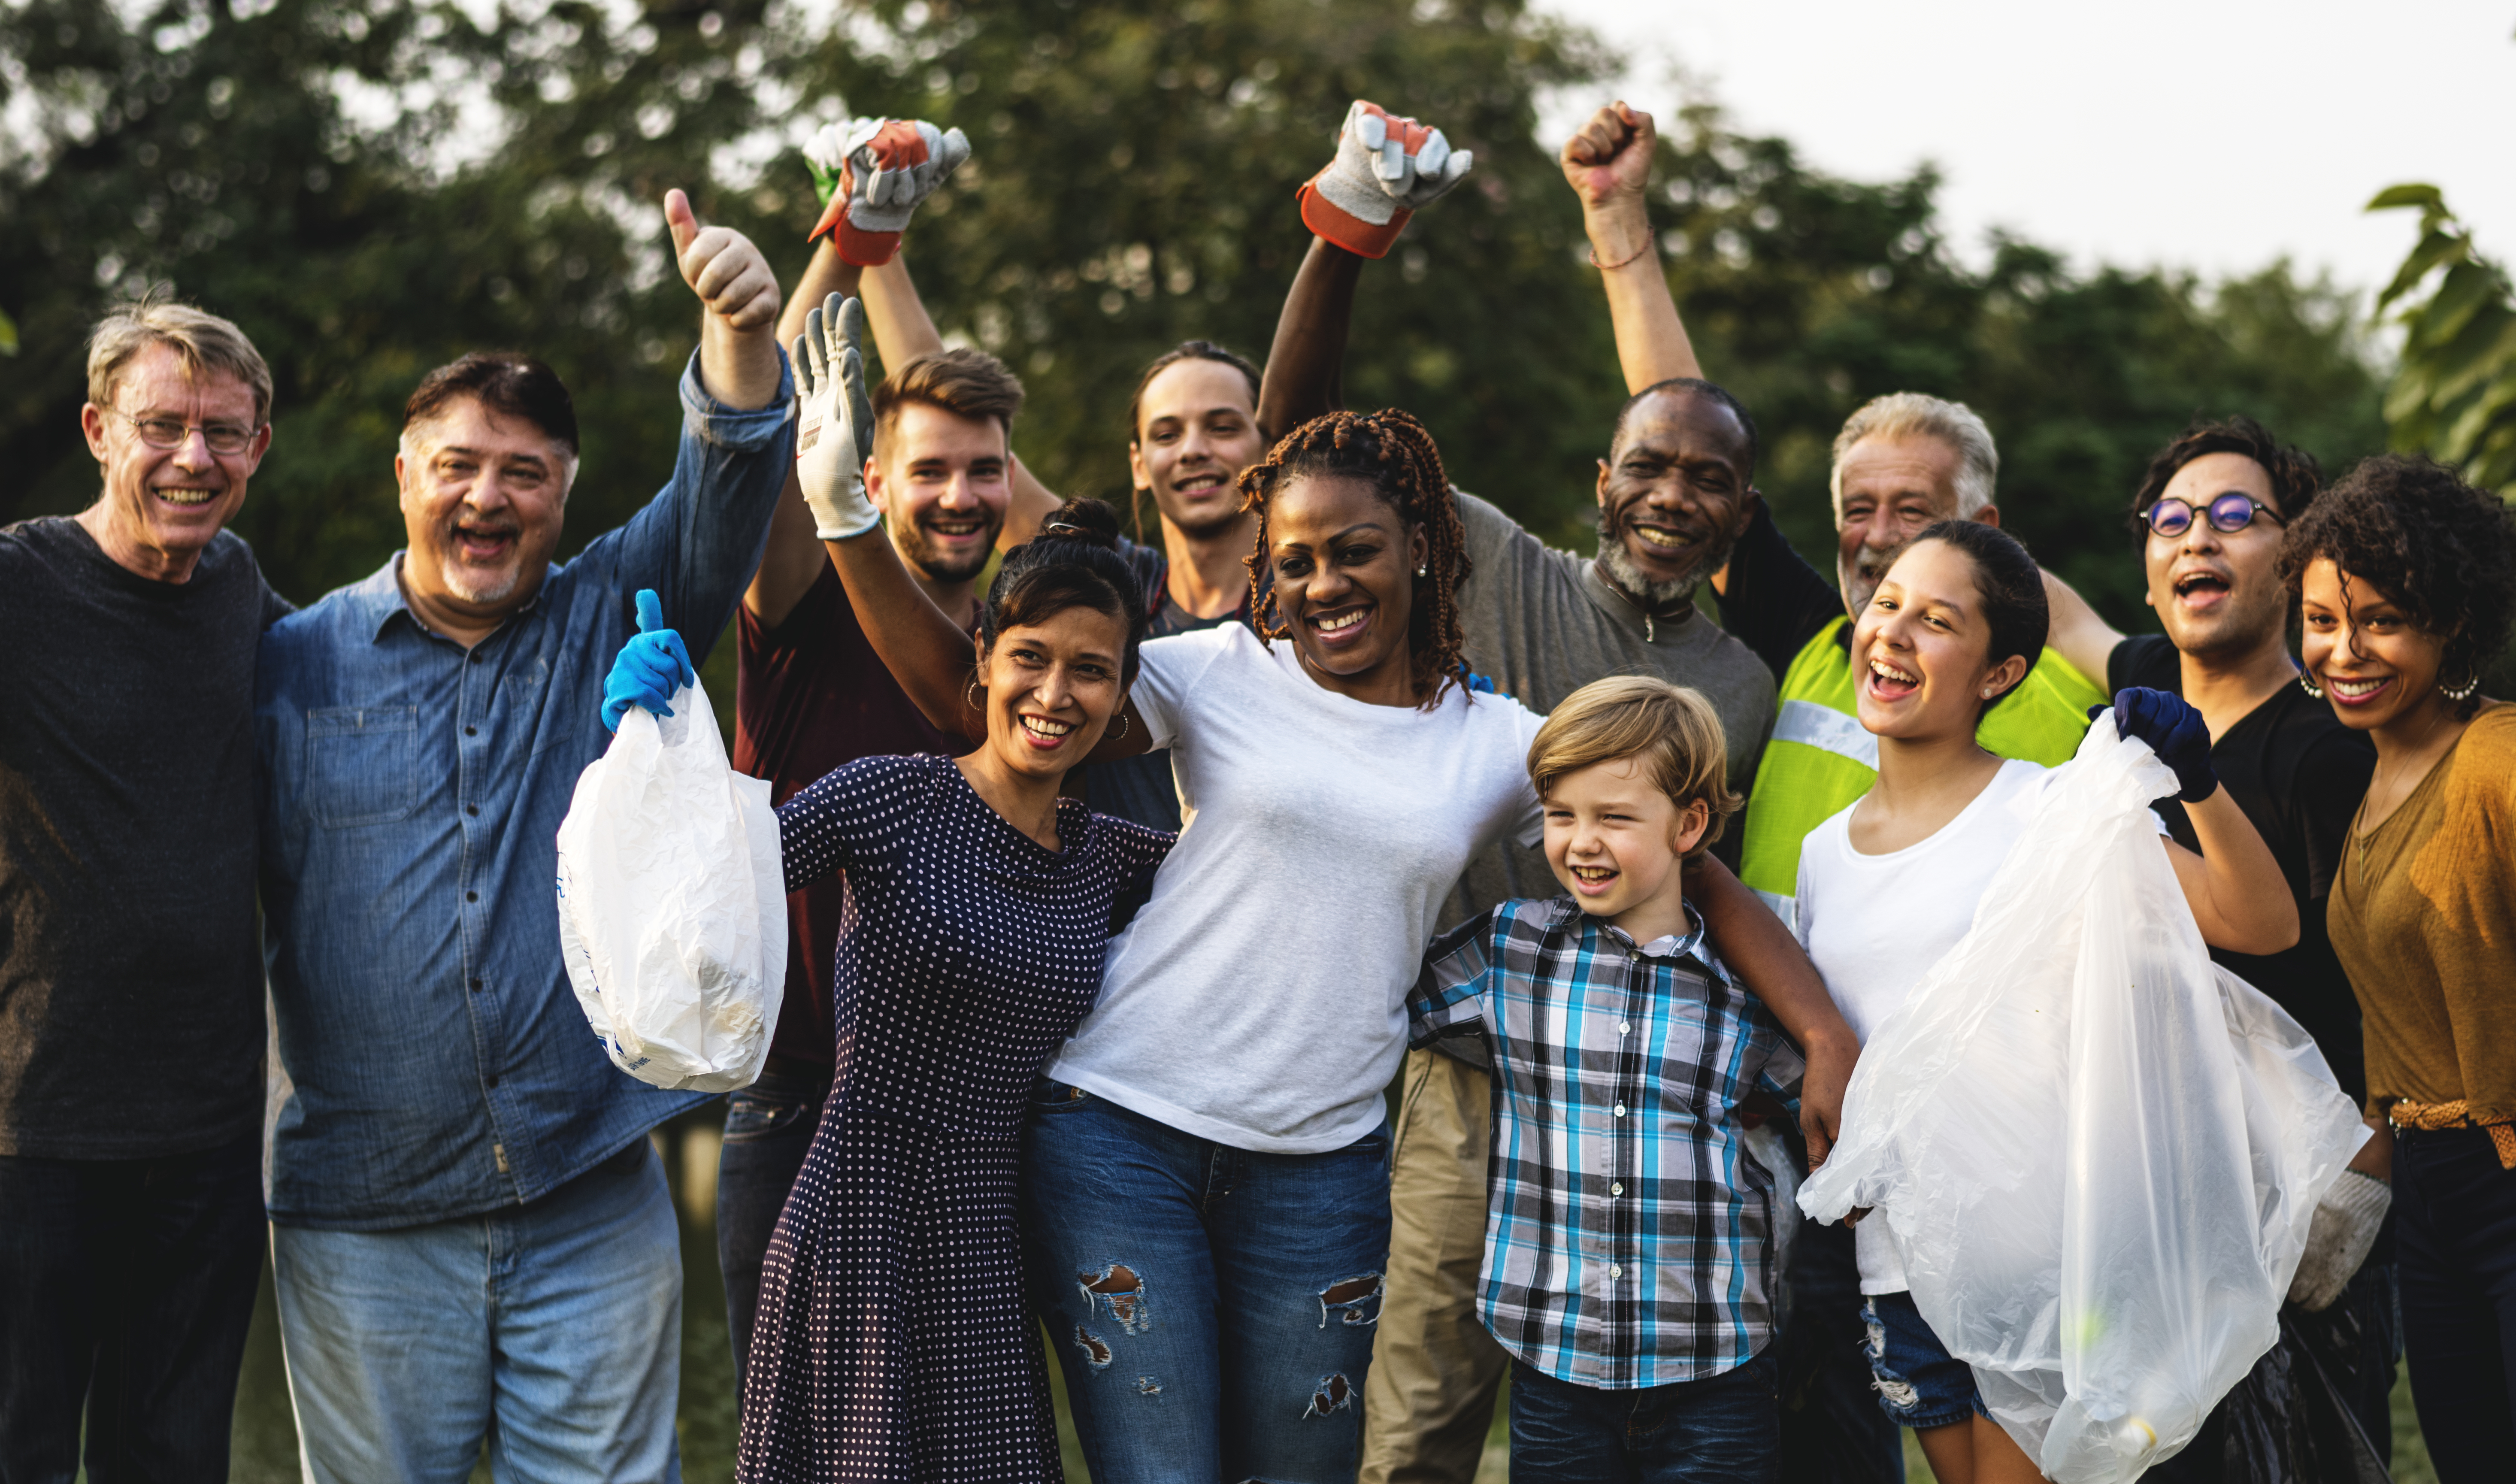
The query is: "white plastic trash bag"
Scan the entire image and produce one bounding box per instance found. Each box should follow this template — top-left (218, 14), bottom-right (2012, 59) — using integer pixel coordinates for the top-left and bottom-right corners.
top-left (1798, 717), bottom-right (2367, 1484)
top-left (556, 678), bottom-right (786, 1094)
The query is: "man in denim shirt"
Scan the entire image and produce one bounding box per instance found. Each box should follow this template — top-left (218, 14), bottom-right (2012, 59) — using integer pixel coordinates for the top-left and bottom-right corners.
top-left (254, 192), bottom-right (792, 1481)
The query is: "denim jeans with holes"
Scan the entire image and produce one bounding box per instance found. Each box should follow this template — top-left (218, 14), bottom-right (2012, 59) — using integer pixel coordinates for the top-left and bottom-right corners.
top-left (1018, 1078), bottom-right (1391, 1484)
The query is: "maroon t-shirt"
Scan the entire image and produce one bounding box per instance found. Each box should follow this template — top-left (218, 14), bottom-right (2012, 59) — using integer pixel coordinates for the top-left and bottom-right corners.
top-left (734, 563), bottom-right (969, 1066)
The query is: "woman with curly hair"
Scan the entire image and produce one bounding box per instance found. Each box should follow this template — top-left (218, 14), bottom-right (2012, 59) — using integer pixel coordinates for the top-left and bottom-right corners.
top-left (2281, 453), bottom-right (2516, 1484)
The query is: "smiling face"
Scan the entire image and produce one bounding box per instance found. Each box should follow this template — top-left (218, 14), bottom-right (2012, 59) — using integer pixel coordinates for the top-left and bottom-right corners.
top-left (1266, 472), bottom-right (1428, 698)
top-left (1834, 433), bottom-right (1973, 617)
top-left (973, 603), bottom-right (1131, 785)
top-left (1129, 358), bottom-right (1266, 540)
top-left (78, 343), bottom-right (271, 583)
top-left (396, 396), bottom-right (572, 624)
top-left (870, 401), bottom-right (1012, 585)
top-left (1852, 536), bottom-right (2029, 742)
top-left (2145, 451), bottom-right (2290, 660)
top-left (1543, 754), bottom-right (1711, 922)
top-left (2297, 557), bottom-right (2453, 732)
top-left (1593, 387), bottom-right (1756, 607)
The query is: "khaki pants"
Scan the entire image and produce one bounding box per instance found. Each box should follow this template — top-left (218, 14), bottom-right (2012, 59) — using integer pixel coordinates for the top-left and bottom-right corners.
top-left (1360, 1047), bottom-right (1510, 1484)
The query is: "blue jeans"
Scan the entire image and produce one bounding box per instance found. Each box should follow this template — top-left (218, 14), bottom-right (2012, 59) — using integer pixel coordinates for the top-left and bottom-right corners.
top-left (712, 1062), bottom-right (829, 1394)
top-left (1019, 1079), bottom-right (1391, 1484)
top-left (270, 1139), bottom-right (684, 1484)
top-left (1509, 1352), bottom-right (1781, 1483)
top-left (0, 1128), bottom-right (264, 1484)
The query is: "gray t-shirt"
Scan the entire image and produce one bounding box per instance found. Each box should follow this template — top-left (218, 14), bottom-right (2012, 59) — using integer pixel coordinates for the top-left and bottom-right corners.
top-left (0, 518), bottom-right (289, 1157)
top-left (1444, 490), bottom-right (1777, 930)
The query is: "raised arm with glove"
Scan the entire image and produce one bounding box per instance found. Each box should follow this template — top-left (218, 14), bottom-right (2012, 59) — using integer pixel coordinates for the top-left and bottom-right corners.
top-left (1297, 99), bottom-right (1474, 259)
top-left (804, 116), bottom-right (972, 266)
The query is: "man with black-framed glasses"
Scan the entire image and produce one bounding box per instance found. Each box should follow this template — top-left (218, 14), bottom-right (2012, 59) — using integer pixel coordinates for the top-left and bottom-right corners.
top-left (0, 294), bottom-right (292, 1477)
top-left (2046, 415), bottom-right (2398, 1482)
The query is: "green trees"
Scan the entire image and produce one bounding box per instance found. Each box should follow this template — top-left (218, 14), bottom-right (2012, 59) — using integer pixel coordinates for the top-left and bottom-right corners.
top-left (2365, 184), bottom-right (2516, 497)
top-left (2, 0), bottom-right (2387, 638)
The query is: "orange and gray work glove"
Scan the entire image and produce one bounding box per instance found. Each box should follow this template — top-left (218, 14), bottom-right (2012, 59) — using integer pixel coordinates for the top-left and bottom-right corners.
top-left (802, 116), bottom-right (971, 266)
top-left (1297, 99), bottom-right (1474, 259)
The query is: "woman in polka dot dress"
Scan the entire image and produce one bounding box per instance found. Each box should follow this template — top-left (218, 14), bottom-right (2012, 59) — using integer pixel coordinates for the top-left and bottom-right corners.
top-left (605, 499), bottom-right (1168, 1482)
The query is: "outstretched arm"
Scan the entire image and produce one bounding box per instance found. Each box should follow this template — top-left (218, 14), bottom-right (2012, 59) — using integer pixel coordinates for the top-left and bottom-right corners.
top-left (1564, 103), bottom-right (1700, 391)
top-left (1258, 240), bottom-right (1364, 436)
top-left (2114, 689), bottom-right (2300, 953)
top-left (2043, 568), bottom-right (2125, 691)
top-left (1687, 854), bottom-right (1857, 1166)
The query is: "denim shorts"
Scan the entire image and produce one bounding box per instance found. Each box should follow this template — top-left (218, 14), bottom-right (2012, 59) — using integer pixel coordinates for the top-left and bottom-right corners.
top-left (1859, 1291), bottom-right (1987, 1430)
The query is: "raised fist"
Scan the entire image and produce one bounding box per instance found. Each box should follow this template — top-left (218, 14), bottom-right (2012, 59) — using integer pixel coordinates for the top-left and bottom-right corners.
top-left (1561, 101), bottom-right (1656, 213)
top-left (1298, 99), bottom-right (1474, 260)
top-left (803, 116), bottom-right (972, 266)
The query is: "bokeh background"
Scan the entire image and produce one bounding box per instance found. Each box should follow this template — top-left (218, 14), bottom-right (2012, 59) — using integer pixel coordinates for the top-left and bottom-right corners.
top-left (5, 0), bottom-right (2507, 1477)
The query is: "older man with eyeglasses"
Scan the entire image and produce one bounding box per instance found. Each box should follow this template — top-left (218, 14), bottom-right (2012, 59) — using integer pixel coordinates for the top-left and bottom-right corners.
top-left (0, 294), bottom-right (293, 1478)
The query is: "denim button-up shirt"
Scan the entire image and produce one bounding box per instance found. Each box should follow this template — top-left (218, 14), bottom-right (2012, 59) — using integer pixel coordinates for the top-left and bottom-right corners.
top-left (257, 351), bottom-right (793, 1230)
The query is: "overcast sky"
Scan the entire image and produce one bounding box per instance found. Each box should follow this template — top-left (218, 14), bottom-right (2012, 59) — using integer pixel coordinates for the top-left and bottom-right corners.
top-left (1537, 0), bottom-right (2516, 304)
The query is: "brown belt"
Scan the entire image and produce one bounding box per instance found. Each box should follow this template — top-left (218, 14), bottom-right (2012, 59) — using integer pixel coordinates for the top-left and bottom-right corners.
top-left (2389, 1098), bottom-right (2516, 1169)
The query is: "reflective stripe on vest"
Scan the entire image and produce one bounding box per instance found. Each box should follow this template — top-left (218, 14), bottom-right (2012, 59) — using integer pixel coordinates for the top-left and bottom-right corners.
top-left (1772, 698), bottom-right (1880, 770)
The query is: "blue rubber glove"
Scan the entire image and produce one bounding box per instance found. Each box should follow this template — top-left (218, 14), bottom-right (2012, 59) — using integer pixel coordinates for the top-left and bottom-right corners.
top-left (601, 590), bottom-right (696, 733)
top-left (2110, 686), bottom-right (2216, 803)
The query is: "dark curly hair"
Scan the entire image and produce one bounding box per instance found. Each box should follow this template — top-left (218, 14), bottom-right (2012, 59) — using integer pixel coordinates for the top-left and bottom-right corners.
top-left (981, 497), bottom-right (1150, 686)
top-left (2127, 415), bottom-right (2321, 538)
top-left (1236, 409), bottom-right (1469, 710)
top-left (2278, 454), bottom-right (2516, 719)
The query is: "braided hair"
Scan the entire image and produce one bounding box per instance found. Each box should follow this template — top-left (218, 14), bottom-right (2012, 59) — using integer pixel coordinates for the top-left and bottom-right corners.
top-left (1235, 409), bottom-right (1471, 710)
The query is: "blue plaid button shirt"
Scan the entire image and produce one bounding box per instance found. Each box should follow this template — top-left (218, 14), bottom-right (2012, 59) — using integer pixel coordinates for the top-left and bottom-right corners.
top-left (1413, 894), bottom-right (1803, 1388)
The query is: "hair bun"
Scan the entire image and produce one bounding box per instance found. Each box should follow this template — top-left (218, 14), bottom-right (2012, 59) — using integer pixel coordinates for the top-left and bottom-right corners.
top-left (1039, 497), bottom-right (1122, 551)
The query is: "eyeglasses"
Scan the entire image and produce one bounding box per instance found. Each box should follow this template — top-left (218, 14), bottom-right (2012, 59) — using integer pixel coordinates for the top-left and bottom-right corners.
top-left (112, 409), bottom-right (258, 456)
top-left (2144, 492), bottom-right (2285, 538)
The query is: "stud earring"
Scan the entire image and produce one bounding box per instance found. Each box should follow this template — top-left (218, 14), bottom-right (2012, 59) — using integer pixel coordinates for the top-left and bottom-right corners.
top-left (1416, 563), bottom-right (1427, 577)
top-left (2298, 673), bottom-right (2325, 700)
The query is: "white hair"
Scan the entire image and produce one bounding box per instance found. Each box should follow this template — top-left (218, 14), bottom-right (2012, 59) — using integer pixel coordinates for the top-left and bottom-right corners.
top-left (1829, 392), bottom-right (1998, 520)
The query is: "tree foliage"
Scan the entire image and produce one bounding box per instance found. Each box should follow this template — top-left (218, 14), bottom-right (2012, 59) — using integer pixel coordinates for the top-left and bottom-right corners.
top-left (2, 0), bottom-right (2386, 642)
top-left (2365, 182), bottom-right (2516, 498)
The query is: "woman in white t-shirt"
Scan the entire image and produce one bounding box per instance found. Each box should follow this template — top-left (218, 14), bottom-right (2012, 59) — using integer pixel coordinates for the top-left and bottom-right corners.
top-left (1792, 519), bottom-right (2297, 1484)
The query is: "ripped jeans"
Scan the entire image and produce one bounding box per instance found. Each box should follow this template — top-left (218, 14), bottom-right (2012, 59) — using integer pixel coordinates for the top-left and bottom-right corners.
top-left (1019, 1078), bottom-right (1392, 1484)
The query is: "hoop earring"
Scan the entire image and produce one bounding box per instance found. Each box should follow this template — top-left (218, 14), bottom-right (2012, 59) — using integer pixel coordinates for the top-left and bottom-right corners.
top-left (965, 677), bottom-right (985, 712)
top-left (2443, 667), bottom-right (2482, 702)
top-left (1110, 712), bottom-right (1130, 740)
top-left (2298, 672), bottom-right (2325, 700)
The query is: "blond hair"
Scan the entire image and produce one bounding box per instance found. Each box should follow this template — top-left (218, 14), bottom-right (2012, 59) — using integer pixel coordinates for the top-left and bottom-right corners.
top-left (86, 291), bottom-right (273, 427)
top-left (1527, 676), bottom-right (1741, 862)
top-left (1829, 391), bottom-right (1997, 520)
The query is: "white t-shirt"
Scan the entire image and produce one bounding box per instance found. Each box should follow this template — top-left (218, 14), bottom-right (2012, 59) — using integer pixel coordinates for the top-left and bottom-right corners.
top-left (1796, 759), bottom-right (2047, 1295)
top-left (1048, 624), bottom-right (1545, 1154)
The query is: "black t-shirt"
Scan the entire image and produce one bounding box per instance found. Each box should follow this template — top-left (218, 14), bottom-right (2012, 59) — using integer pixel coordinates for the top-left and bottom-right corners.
top-left (1717, 499), bottom-right (1847, 684)
top-left (2109, 635), bottom-right (2379, 1102)
top-left (0, 518), bottom-right (291, 1158)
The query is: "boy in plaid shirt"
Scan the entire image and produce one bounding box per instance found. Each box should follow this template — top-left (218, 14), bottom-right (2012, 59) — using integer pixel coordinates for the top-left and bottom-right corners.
top-left (1413, 676), bottom-right (1848, 1483)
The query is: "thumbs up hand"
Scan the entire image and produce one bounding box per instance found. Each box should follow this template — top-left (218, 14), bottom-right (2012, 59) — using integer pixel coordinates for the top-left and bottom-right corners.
top-left (602, 589), bottom-right (697, 733)
top-left (666, 188), bottom-right (780, 331)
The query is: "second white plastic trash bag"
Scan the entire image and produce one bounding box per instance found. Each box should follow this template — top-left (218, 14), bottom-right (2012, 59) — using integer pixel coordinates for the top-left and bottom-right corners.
top-left (1797, 716), bottom-right (2367, 1484)
top-left (555, 677), bottom-right (786, 1094)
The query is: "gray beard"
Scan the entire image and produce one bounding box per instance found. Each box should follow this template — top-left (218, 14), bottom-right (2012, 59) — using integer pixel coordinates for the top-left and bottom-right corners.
top-left (1596, 527), bottom-right (1705, 612)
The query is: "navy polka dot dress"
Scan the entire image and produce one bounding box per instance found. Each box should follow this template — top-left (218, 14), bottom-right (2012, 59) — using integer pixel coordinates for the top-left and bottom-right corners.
top-left (736, 754), bottom-right (1172, 1483)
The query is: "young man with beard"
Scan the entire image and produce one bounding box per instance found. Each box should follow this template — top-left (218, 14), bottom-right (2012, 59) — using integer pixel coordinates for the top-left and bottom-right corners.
top-left (1260, 100), bottom-right (1852, 1484)
top-left (253, 191), bottom-right (793, 1481)
top-left (1, 297), bottom-right (289, 1479)
top-left (2043, 418), bottom-right (2395, 1481)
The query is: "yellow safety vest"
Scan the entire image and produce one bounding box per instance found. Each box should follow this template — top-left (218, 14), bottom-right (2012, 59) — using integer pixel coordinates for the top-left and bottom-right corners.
top-left (1738, 616), bottom-right (2107, 924)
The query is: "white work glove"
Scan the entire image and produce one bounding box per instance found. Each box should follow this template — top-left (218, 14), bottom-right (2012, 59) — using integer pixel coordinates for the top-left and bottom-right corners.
top-left (791, 293), bottom-right (879, 541)
top-left (1298, 99), bottom-right (1474, 259)
top-left (2287, 1169), bottom-right (2390, 1312)
top-left (803, 116), bottom-right (972, 266)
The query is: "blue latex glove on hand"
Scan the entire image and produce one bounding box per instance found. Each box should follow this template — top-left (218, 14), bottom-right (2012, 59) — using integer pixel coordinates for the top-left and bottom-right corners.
top-left (601, 590), bottom-right (695, 733)
top-left (2110, 686), bottom-right (2216, 802)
